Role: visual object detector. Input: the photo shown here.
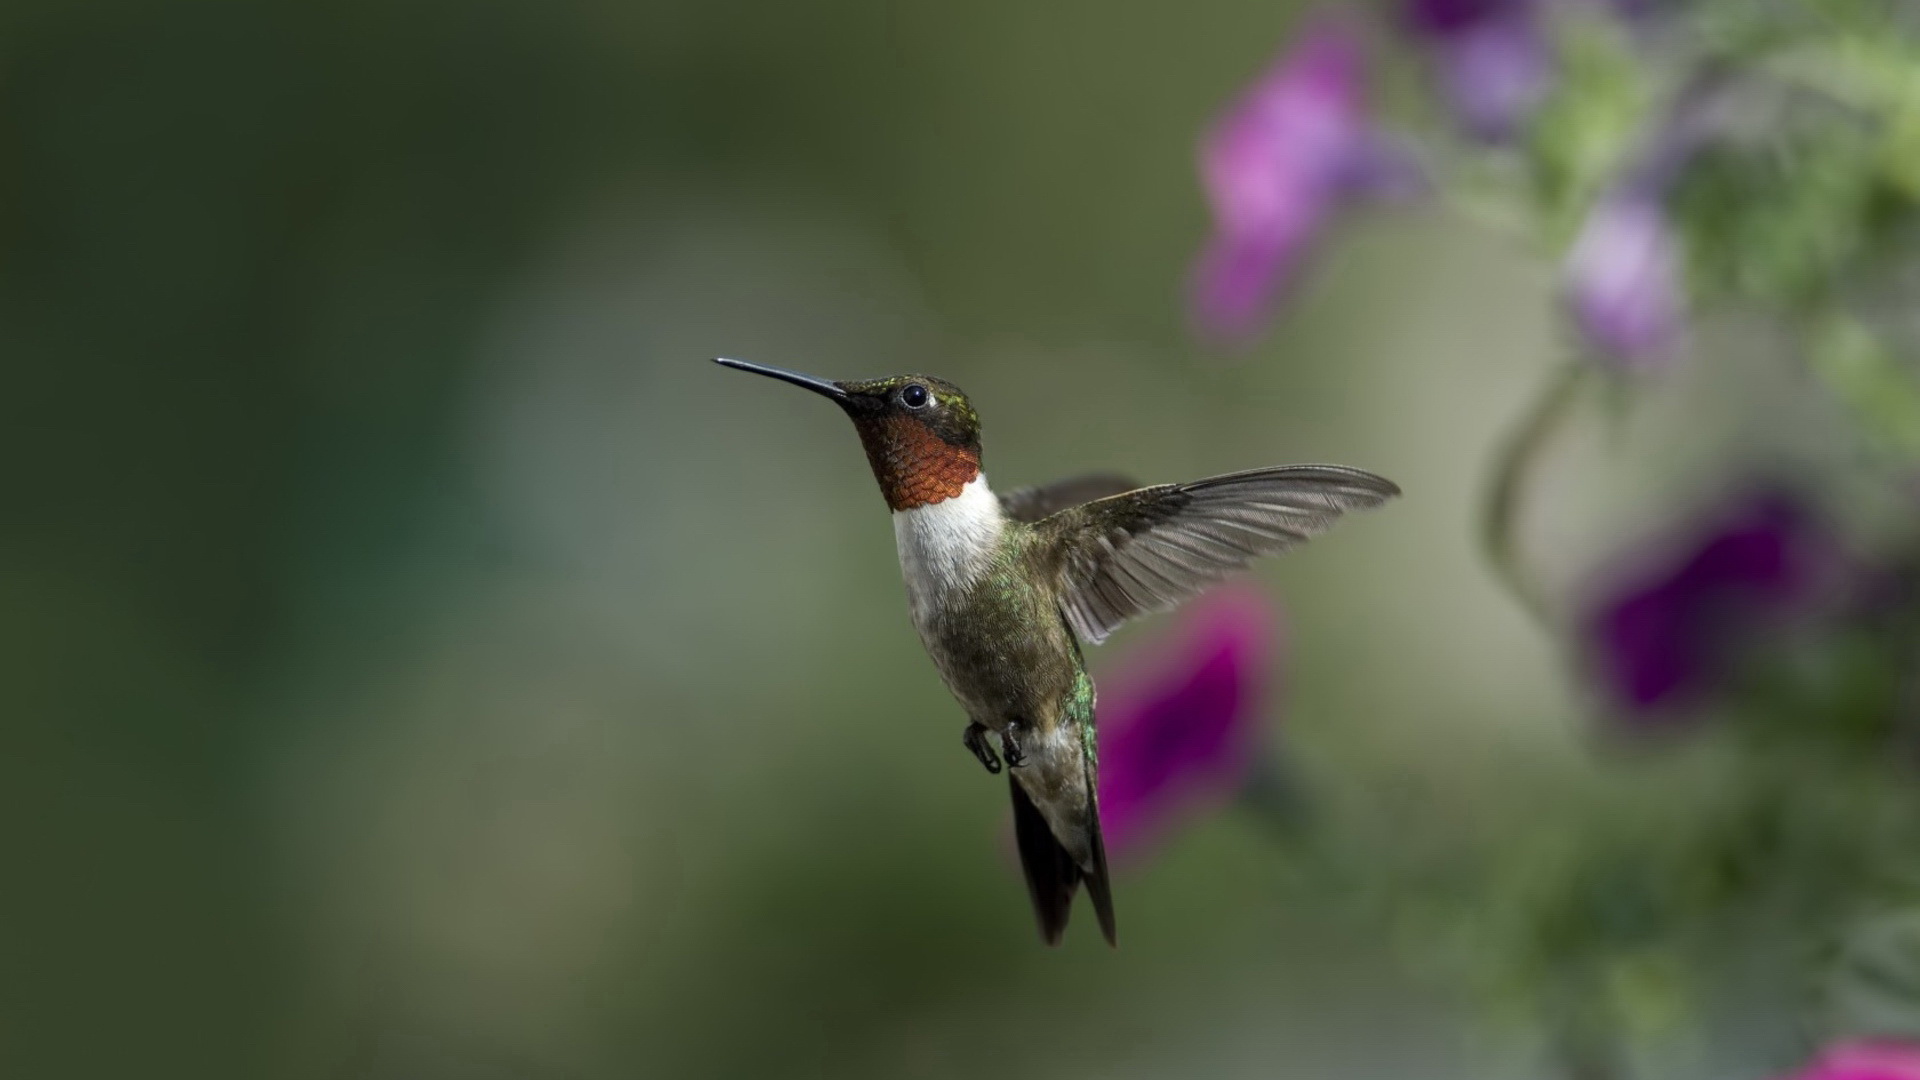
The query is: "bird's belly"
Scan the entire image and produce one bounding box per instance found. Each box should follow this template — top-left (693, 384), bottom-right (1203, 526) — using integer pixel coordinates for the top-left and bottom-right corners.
top-left (910, 592), bottom-right (1077, 728)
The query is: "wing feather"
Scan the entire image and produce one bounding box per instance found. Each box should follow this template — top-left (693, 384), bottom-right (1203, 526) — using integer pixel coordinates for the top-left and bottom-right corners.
top-left (999, 472), bottom-right (1143, 524)
top-left (1035, 464), bottom-right (1399, 644)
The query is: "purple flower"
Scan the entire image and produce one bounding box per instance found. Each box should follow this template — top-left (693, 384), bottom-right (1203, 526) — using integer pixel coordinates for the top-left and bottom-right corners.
top-left (1564, 193), bottom-right (1686, 365)
top-left (1095, 585), bottom-right (1279, 859)
top-left (1561, 77), bottom-right (1735, 367)
top-left (1191, 18), bottom-right (1419, 344)
top-left (1584, 493), bottom-right (1844, 715)
top-left (1775, 1042), bottom-right (1920, 1080)
top-left (1404, 0), bottom-right (1553, 140)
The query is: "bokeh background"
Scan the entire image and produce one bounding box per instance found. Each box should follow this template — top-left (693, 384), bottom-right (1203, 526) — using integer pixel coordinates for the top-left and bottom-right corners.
top-left (9, 1), bottom-right (1919, 1078)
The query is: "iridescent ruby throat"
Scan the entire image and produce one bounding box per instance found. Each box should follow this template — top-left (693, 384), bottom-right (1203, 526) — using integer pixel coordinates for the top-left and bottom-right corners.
top-left (715, 356), bottom-right (1398, 946)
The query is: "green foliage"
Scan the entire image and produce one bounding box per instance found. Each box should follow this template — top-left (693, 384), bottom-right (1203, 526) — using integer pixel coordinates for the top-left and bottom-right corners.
top-left (1672, 122), bottom-right (1881, 305)
top-left (1823, 908), bottom-right (1920, 1042)
top-left (1381, 0), bottom-right (1920, 1062)
top-left (1527, 20), bottom-right (1653, 246)
top-left (1390, 742), bottom-right (1920, 1056)
top-left (1809, 312), bottom-right (1920, 462)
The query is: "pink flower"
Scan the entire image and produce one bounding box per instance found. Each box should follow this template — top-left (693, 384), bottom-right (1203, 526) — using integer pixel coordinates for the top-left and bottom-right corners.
top-left (1777, 1042), bottom-right (1920, 1080)
top-left (1564, 193), bottom-right (1686, 366)
top-left (1403, 0), bottom-right (1554, 140)
top-left (1562, 76), bottom-right (1732, 367)
top-left (1191, 17), bottom-right (1420, 344)
top-left (1095, 585), bottom-right (1280, 860)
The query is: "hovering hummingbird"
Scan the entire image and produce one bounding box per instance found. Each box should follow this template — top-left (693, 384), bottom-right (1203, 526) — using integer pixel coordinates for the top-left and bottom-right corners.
top-left (715, 357), bottom-right (1398, 946)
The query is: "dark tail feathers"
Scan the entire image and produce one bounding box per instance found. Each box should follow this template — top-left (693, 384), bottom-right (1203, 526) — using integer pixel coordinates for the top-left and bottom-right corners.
top-left (1009, 778), bottom-right (1117, 946)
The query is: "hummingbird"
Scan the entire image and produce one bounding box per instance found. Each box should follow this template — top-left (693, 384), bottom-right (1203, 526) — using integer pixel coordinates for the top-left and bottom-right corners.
top-left (715, 357), bottom-right (1398, 946)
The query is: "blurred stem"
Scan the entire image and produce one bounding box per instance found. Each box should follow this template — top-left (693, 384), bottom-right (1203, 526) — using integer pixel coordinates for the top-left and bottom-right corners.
top-left (1236, 752), bottom-right (1311, 839)
top-left (1484, 361), bottom-right (1592, 627)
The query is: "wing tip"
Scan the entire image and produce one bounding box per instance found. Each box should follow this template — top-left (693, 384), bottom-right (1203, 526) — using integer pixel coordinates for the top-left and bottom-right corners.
top-left (1287, 464), bottom-right (1402, 502)
top-left (1185, 464), bottom-right (1401, 504)
top-left (1341, 468), bottom-right (1400, 503)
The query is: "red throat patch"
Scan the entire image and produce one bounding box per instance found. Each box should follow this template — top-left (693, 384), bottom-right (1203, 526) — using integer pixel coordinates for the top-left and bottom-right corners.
top-left (857, 416), bottom-right (982, 511)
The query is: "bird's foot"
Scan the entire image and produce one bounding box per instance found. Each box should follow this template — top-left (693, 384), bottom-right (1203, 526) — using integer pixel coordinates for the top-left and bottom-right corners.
top-left (1001, 723), bottom-right (1028, 770)
top-left (963, 722), bottom-right (1002, 775)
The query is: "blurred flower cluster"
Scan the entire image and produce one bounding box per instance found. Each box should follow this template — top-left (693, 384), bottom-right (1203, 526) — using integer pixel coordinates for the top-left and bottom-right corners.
top-left (1193, 0), bottom-right (1920, 384)
top-left (1169, 0), bottom-right (1920, 1075)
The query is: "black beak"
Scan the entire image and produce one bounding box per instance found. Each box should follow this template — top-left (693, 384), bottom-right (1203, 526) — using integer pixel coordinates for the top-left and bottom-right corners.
top-left (714, 357), bottom-right (849, 402)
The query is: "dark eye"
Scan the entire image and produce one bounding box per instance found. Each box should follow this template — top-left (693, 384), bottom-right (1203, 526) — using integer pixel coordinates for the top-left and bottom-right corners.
top-left (900, 384), bottom-right (930, 409)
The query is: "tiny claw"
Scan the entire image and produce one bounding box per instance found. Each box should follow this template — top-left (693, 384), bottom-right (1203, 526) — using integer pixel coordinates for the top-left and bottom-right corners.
top-left (1002, 724), bottom-right (1028, 770)
top-left (963, 723), bottom-right (1003, 775)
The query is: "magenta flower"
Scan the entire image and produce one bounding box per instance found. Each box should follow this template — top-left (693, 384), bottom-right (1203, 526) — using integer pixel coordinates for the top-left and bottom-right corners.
top-left (1564, 192), bottom-right (1686, 365)
top-left (1776, 1042), bottom-right (1920, 1080)
top-left (1095, 585), bottom-right (1279, 860)
top-left (1584, 493), bottom-right (1844, 716)
top-left (1404, 0), bottom-right (1553, 140)
top-left (1191, 17), bottom-right (1420, 344)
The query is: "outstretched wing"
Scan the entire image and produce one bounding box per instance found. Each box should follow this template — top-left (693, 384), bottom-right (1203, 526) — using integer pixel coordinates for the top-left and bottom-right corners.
top-left (1034, 464), bottom-right (1399, 644)
top-left (998, 472), bottom-right (1142, 524)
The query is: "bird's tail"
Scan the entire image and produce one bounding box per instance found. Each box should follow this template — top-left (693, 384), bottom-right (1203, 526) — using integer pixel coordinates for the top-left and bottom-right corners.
top-left (1010, 755), bottom-right (1117, 947)
top-left (1083, 791), bottom-right (1117, 946)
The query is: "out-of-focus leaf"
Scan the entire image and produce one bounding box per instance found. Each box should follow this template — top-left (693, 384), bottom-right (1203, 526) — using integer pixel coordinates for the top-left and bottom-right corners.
top-left (1604, 950), bottom-right (1693, 1045)
top-left (1528, 19), bottom-right (1651, 244)
top-left (1823, 909), bottom-right (1920, 1042)
top-left (1810, 313), bottom-right (1920, 462)
top-left (1880, 111), bottom-right (1920, 201)
top-left (1672, 126), bottom-right (1879, 304)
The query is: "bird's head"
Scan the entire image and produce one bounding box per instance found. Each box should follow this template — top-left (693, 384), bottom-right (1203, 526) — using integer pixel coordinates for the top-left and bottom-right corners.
top-left (715, 358), bottom-right (982, 511)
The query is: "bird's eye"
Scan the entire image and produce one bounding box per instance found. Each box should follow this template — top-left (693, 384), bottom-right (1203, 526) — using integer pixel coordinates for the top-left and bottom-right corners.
top-left (900, 384), bottom-right (930, 409)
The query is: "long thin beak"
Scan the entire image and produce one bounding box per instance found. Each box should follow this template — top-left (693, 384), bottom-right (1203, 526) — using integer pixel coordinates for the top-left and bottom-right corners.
top-left (713, 357), bottom-right (848, 402)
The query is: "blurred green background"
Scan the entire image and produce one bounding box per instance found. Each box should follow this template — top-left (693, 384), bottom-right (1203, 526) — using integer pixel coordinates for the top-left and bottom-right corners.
top-left (5, 1), bottom-right (1828, 1077)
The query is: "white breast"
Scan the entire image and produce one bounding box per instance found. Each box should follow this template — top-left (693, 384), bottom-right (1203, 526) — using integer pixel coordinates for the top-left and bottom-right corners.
top-left (892, 474), bottom-right (1005, 620)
